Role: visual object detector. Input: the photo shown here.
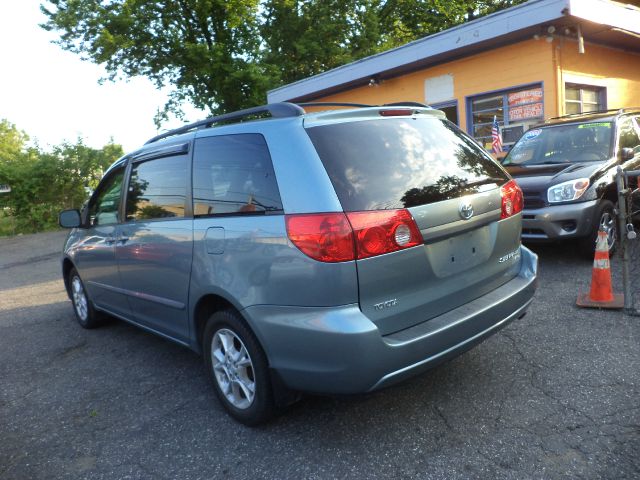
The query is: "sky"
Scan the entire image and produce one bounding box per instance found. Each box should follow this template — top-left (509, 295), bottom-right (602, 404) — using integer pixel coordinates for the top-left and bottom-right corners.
top-left (0, 2), bottom-right (202, 152)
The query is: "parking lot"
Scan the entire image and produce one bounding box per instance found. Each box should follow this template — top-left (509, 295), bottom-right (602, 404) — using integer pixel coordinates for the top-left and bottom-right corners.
top-left (1, 231), bottom-right (638, 480)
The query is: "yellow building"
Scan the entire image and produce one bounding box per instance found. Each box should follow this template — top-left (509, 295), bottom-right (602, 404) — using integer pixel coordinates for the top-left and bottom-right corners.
top-left (268, 0), bottom-right (640, 152)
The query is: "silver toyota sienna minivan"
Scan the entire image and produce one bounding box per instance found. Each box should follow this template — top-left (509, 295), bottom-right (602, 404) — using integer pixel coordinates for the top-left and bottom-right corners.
top-left (59, 102), bottom-right (538, 425)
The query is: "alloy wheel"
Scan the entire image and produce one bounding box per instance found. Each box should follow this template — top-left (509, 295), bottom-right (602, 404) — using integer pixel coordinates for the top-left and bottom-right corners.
top-left (71, 276), bottom-right (89, 322)
top-left (211, 328), bottom-right (256, 410)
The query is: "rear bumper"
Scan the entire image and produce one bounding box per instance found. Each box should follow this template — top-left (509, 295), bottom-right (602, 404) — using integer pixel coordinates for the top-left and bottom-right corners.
top-left (243, 246), bottom-right (538, 394)
top-left (521, 200), bottom-right (597, 241)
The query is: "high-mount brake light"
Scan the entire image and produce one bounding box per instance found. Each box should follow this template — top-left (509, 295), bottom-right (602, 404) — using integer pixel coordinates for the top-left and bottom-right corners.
top-left (379, 109), bottom-right (413, 117)
top-left (500, 180), bottom-right (524, 219)
top-left (286, 209), bottom-right (422, 262)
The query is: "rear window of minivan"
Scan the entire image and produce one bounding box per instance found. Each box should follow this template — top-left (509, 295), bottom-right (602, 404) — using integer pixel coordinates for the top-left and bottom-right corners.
top-left (306, 116), bottom-right (508, 211)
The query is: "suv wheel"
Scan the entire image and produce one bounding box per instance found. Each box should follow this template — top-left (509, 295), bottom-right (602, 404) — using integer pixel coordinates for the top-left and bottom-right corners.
top-left (203, 310), bottom-right (275, 426)
top-left (579, 200), bottom-right (617, 257)
top-left (68, 268), bottom-right (102, 329)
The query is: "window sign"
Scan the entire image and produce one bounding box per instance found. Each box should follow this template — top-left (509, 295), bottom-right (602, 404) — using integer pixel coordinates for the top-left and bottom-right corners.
top-left (507, 88), bottom-right (543, 122)
top-left (508, 88), bottom-right (543, 107)
top-left (509, 103), bottom-right (544, 121)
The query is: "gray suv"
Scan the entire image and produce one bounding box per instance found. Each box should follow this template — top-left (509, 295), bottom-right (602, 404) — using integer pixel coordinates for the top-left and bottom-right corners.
top-left (59, 102), bottom-right (538, 425)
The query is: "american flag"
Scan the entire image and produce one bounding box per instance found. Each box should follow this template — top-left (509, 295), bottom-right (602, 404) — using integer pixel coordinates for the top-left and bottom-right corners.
top-left (492, 115), bottom-right (503, 154)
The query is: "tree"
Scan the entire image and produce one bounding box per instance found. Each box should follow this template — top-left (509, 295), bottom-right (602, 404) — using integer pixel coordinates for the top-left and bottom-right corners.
top-left (41, 1), bottom-right (527, 117)
top-left (0, 120), bottom-right (30, 164)
top-left (41, 0), bottom-right (268, 118)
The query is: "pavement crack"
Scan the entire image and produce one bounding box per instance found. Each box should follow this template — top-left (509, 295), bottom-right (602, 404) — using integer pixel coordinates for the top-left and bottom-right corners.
top-left (55, 340), bottom-right (88, 360)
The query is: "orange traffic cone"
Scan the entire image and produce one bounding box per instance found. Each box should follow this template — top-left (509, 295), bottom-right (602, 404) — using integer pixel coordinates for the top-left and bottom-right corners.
top-left (577, 230), bottom-right (624, 309)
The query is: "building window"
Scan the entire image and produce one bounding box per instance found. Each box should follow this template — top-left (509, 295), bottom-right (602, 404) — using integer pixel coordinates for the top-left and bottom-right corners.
top-left (469, 84), bottom-right (543, 151)
top-left (565, 84), bottom-right (605, 114)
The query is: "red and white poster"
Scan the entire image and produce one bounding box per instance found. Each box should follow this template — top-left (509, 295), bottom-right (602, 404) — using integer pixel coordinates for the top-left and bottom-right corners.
top-left (509, 103), bottom-right (543, 121)
top-left (508, 88), bottom-right (543, 107)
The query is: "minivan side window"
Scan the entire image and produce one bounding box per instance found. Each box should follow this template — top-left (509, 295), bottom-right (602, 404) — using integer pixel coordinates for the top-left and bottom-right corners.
top-left (87, 166), bottom-right (125, 226)
top-left (125, 156), bottom-right (188, 221)
top-left (192, 134), bottom-right (283, 216)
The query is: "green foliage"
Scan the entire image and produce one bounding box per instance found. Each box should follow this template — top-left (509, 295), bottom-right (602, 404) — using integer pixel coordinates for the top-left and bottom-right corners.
top-left (0, 120), bottom-right (123, 235)
top-left (41, 0), bottom-right (527, 117)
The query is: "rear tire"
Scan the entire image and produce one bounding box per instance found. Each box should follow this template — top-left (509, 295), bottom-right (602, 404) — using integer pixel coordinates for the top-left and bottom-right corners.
top-left (203, 310), bottom-right (276, 426)
top-left (68, 268), bottom-right (102, 329)
top-left (579, 200), bottom-right (617, 258)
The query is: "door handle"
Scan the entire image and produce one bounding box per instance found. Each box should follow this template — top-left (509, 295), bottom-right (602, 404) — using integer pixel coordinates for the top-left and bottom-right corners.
top-left (105, 235), bottom-right (117, 245)
top-left (117, 235), bottom-right (130, 244)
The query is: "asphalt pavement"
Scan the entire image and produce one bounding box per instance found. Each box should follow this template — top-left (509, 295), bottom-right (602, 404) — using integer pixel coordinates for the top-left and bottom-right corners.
top-left (0, 231), bottom-right (638, 480)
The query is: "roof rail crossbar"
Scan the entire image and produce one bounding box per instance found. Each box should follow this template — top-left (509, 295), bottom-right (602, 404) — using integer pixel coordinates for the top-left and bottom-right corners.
top-left (144, 102), bottom-right (305, 145)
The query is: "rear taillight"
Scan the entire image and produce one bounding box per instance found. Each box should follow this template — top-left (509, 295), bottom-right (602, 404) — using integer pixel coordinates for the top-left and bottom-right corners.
top-left (286, 209), bottom-right (422, 262)
top-left (285, 213), bottom-right (355, 262)
top-left (500, 180), bottom-right (524, 219)
top-left (346, 209), bottom-right (422, 259)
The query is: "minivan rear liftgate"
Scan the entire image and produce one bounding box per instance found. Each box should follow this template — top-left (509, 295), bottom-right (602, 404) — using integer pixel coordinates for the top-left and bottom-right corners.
top-left (305, 109), bottom-right (525, 335)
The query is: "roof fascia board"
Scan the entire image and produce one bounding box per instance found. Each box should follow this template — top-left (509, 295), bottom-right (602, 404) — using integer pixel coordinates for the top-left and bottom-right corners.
top-left (569, 0), bottom-right (640, 35)
top-left (268, 0), bottom-right (570, 103)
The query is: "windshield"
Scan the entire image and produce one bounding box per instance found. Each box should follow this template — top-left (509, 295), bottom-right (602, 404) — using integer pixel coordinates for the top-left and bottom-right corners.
top-left (503, 121), bottom-right (613, 165)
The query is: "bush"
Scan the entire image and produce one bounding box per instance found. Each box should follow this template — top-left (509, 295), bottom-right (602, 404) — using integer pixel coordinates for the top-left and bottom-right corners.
top-left (0, 119), bottom-right (123, 235)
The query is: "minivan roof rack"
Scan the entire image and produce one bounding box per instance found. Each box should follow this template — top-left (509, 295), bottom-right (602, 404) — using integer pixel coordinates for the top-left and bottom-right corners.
top-left (144, 102), bottom-right (305, 145)
top-left (144, 100), bottom-right (434, 145)
top-left (545, 107), bottom-right (640, 122)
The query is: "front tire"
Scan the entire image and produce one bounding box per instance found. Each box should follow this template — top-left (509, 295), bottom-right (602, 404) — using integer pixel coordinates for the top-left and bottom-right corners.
top-left (68, 268), bottom-right (102, 329)
top-left (203, 310), bottom-right (275, 426)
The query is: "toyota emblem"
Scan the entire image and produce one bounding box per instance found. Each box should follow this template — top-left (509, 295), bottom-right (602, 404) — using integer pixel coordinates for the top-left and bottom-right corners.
top-left (459, 202), bottom-right (474, 220)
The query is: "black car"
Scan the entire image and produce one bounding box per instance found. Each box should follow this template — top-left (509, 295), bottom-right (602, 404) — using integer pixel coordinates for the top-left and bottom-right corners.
top-left (502, 108), bottom-right (640, 255)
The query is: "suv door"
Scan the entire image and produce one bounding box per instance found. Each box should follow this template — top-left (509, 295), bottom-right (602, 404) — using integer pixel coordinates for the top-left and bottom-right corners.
top-left (117, 149), bottom-right (193, 343)
top-left (73, 164), bottom-right (132, 319)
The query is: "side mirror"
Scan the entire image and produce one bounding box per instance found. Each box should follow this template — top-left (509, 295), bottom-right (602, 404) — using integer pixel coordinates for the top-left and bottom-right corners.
top-left (620, 147), bottom-right (634, 161)
top-left (59, 209), bottom-right (82, 228)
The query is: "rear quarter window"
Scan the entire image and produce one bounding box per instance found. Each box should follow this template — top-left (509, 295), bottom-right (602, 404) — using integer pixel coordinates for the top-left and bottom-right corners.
top-left (192, 134), bottom-right (283, 216)
top-left (305, 116), bottom-right (508, 211)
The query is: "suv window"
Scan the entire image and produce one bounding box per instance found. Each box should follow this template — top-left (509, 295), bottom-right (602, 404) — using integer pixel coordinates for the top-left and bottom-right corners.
top-left (87, 166), bottom-right (125, 226)
top-left (618, 117), bottom-right (640, 153)
top-left (192, 134), bottom-right (282, 216)
top-left (125, 156), bottom-right (188, 221)
top-left (306, 117), bottom-right (508, 211)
